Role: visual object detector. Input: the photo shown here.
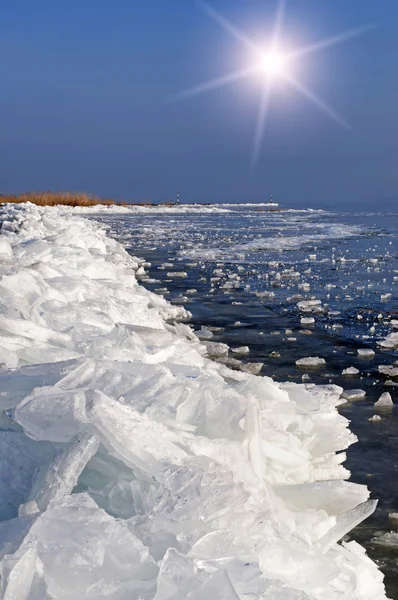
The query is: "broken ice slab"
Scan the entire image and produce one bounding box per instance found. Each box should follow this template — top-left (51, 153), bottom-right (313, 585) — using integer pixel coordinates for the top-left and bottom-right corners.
top-left (239, 362), bottom-right (263, 375)
top-left (374, 392), bottom-right (393, 408)
top-left (341, 389), bottom-right (366, 401)
top-left (371, 531), bottom-right (398, 549)
top-left (0, 360), bottom-right (75, 410)
top-left (342, 367), bottom-right (359, 376)
top-left (19, 432), bottom-right (99, 514)
top-left (378, 365), bottom-right (398, 377)
top-left (14, 386), bottom-right (90, 442)
top-left (231, 346), bottom-right (250, 355)
top-left (296, 357), bottom-right (326, 368)
top-left (272, 480), bottom-right (369, 515)
top-left (186, 570), bottom-right (239, 600)
top-left (153, 548), bottom-right (196, 600)
top-left (0, 431), bottom-right (53, 521)
top-left (87, 390), bottom-right (189, 475)
top-left (196, 328), bottom-right (213, 340)
top-left (369, 415), bottom-right (382, 422)
top-left (316, 499), bottom-right (378, 554)
top-left (2, 494), bottom-right (159, 600)
top-left (357, 349), bottom-right (375, 359)
top-left (203, 341), bottom-right (229, 358)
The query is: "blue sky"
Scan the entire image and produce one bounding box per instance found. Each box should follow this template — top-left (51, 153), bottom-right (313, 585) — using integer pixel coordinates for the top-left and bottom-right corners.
top-left (0, 0), bottom-right (397, 208)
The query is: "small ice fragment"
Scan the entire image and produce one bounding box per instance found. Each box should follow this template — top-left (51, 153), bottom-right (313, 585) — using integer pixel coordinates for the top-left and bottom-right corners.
top-left (301, 317), bottom-right (315, 325)
top-left (374, 392), bottom-right (393, 408)
top-left (388, 512), bottom-right (398, 523)
top-left (196, 328), bottom-right (213, 340)
top-left (369, 414), bottom-right (382, 422)
top-left (341, 389), bottom-right (366, 401)
top-left (378, 365), bottom-right (398, 377)
top-left (203, 341), bottom-right (229, 357)
top-left (0, 237), bottom-right (12, 260)
top-left (239, 362), bottom-right (263, 375)
top-left (342, 367), bottom-right (359, 376)
top-left (385, 380), bottom-right (398, 387)
top-left (372, 531), bottom-right (398, 549)
top-left (357, 349), bottom-right (375, 358)
top-left (231, 346), bottom-right (250, 355)
top-left (166, 271), bottom-right (187, 278)
top-left (296, 357), bottom-right (326, 368)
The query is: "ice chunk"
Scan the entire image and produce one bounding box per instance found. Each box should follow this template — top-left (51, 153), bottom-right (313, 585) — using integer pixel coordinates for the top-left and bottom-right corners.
top-left (14, 387), bottom-right (89, 442)
top-left (273, 480), bottom-right (369, 515)
top-left (369, 415), bottom-right (382, 422)
top-left (21, 432), bottom-right (99, 513)
top-left (187, 570), bottom-right (239, 600)
top-left (296, 357), bottom-right (325, 368)
top-left (357, 349), bottom-right (375, 358)
top-left (317, 500), bottom-right (377, 553)
top-left (167, 271), bottom-right (187, 278)
top-left (388, 512), bottom-right (398, 524)
top-left (153, 548), bottom-right (195, 600)
top-left (341, 389), bottom-right (366, 401)
top-left (87, 390), bottom-right (188, 474)
top-left (2, 547), bottom-right (37, 600)
top-left (0, 237), bottom-right (12, 260)
top-left (196, 328), bottom-right (213, 340)
top-left (5, 494), bottom-right (159, 599)
top-left (374, 392), bottom-right (393, 408)
top-left (300, 317), bottom-right (315, 325)
top-left (378, 365), bottom-right (398, 377)
top-left (342, 367), bottom-right (359, 376)
top-left (239, 362), bottom-right (263, 375)
top-left (203, 341), bottom-right (229, 357)
top-left (231, 346), bottom-right (250, 355)
top-left (372, 531), bottom-right (398, 549)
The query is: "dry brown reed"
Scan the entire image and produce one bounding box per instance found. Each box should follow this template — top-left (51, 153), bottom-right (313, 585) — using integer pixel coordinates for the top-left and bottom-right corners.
top-left (0, 192), bottom-right (115, 207)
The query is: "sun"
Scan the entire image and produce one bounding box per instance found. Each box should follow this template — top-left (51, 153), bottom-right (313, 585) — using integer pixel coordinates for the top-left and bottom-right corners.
top-left (172, 0), bottom-right (374, 166)
top-left (260, 49), bottom-right (287, 77)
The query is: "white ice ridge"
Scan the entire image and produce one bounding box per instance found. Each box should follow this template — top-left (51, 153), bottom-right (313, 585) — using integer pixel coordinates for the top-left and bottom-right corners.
top-left (0, 203), bottom-right (387, 599)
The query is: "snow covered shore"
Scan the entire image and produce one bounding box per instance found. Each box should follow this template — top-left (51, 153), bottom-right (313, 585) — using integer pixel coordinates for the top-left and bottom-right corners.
top-left (0, 203), bottom-right (387, 599)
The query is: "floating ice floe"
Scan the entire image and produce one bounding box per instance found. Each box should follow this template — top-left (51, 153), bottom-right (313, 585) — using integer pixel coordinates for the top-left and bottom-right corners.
top-left (296, 357), bottom-right (326, 368)
top-left (378, 365), bottom-right (398, 378)
top-left (300, 317), bottom-right (315, 325)
top-left (374, 392), bottom-right (393, 408)
top-left (341, 390), bottom-right (367, 401)
top-left (231, 346), bottom-right (250, 355)
top-left (0, 203), bottom-right (388, 599)
top-left (342, 367), bottom-right (360, 376)
top-left (369, 415), bottom-right (382, 423)
top-left (357, 349), bottom-right (375, 359)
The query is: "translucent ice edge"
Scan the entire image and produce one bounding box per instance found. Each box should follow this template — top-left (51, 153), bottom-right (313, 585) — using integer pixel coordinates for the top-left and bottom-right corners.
top-left (0, 203), bottom-right (387, 599)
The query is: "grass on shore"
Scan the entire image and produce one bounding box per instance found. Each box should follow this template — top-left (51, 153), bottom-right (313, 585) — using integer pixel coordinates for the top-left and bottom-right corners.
top-left (0, 192), bottom-right (118, 207)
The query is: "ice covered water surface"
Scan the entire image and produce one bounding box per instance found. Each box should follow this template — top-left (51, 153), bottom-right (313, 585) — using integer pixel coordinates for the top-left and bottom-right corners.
top-left (0, 203), bottom-right (390, 599)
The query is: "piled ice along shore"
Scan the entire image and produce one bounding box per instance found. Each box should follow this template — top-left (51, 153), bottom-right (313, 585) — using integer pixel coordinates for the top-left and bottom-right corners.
top-left (0, 203), bottom-right (387, 599)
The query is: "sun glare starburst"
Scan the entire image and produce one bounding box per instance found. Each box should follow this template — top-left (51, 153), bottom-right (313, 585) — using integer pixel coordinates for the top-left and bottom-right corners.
top-left (172, 0), bottom-right (375, 167)
top-left (260, 49), bottom-right (288, 77)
